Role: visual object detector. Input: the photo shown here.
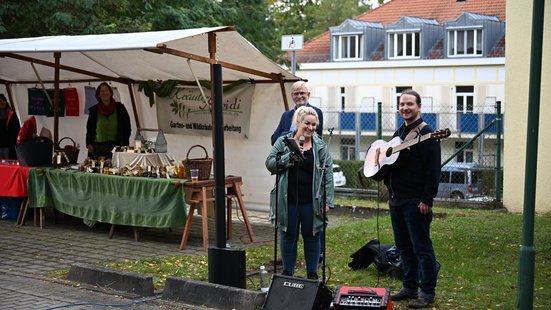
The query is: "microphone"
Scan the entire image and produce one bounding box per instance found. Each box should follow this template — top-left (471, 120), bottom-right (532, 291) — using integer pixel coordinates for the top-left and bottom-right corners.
top-left (299, 136), bottom-right (305, 147)
top-left (283, 136), bottom-right (305, 162)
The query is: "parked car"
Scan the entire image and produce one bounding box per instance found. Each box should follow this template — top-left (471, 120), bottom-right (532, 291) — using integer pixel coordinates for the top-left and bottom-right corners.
top-left (437, 162), bottom-right (482, 199)
top-left (333, 164), bottom-right (346, 187)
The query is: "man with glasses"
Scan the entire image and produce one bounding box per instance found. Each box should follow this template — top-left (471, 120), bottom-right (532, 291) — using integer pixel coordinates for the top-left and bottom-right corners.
top-left (270, 81), bottom-right (323, 145)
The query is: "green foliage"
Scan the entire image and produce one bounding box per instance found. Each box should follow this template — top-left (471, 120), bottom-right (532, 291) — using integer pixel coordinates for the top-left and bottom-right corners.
top-left (100, 208), bottom-right (551, 309)
top-left (138, 80), bottom-right (182, 107)
top-left (268, 0), bottom-right (371, 47)
top-left (0, 0), bottom-right (373, 63)
top-left (334, 159), bottom-right (378, 189)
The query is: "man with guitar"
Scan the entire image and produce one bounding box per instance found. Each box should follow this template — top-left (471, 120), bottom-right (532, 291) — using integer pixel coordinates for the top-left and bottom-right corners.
top-left (384, 89), bottom-right (441, 308)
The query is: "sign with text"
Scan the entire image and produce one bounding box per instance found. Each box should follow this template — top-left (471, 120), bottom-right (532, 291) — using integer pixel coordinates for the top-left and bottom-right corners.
top-left (156, 84), bottom-right (254, 138)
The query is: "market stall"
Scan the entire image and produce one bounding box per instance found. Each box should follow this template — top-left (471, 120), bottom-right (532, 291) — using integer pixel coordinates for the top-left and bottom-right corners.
top-left (0, 27), bottom-right (301, 210)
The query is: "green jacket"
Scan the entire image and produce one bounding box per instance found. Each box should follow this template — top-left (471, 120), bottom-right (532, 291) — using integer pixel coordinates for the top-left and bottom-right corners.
top-left (265, 132), bottom-right (334, 234)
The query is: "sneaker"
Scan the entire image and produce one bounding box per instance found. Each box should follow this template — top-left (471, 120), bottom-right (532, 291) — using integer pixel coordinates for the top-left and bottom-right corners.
top-left (408, 297), bottom-right (434, 308)
top-left (307, 272), bottom-right (319, 280)
top-left (281, 270), bottom-right (292, 276)
top-left (391, 291), bottom-right (418, 301)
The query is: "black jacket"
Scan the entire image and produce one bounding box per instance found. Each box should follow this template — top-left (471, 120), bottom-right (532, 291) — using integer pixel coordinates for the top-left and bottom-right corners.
top-left (383, 118), bottom-right (441, 206)
top-left (0, 109), bottom-right (21, 159)
top-left (86, 102), bottom-right (131, 147)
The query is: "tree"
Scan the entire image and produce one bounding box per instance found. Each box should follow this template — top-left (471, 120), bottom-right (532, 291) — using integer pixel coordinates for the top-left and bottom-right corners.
top-left (0, 0), bottom-right (372, 63)
top-left (268, 0), bottom-right (371, 40)
top-left (221, 0), bottom-right (278, 60)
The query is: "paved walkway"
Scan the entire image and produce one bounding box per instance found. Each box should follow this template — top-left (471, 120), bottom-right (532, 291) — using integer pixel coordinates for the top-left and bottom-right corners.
top-left (0, 208), bottom-right (274, 309)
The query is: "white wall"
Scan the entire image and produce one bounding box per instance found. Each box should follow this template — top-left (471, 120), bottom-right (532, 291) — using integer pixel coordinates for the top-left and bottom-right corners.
top-left (504, 0), bottom-right (551, 213)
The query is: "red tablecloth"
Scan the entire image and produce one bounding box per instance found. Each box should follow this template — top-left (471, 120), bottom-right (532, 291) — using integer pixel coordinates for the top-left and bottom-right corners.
top-left (0, 164), bottom-right (31, 197)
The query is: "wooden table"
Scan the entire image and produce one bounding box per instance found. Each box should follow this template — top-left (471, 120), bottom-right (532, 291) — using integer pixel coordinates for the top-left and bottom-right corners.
top-left (180, 176), bottom-right (255, 251)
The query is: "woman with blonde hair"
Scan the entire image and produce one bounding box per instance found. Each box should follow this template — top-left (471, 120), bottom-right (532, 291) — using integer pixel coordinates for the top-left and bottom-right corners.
top-left (266, 106), bottom-right (334, 279)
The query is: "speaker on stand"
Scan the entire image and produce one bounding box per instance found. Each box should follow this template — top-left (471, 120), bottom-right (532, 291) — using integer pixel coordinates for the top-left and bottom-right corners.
top-left (262, 274), bottom-right (332, 310)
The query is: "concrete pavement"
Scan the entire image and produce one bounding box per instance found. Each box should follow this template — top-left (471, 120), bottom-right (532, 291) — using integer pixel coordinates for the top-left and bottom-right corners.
top-left (0, 209), bottom-right (274, 309)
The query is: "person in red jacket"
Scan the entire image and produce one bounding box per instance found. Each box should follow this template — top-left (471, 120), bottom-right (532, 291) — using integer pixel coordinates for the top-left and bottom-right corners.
top-left (0, 94), bottom-right (21, 159)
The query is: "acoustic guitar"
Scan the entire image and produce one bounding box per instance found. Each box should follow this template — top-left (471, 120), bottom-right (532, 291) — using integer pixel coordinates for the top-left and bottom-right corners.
top-left (363, 128), bottom-right (451, 181)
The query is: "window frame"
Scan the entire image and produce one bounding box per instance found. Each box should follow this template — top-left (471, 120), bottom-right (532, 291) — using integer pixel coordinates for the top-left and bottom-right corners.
top-left (447, 26), bottom-right (483, 57)
top-left (387, 30), bottom-right (421, 59)
top-left (333, 33), bottom-right (363, 61)
top-left (340, 138), bottom-right (356, 160)
top-left (456, 86), bottom-right (475, 114)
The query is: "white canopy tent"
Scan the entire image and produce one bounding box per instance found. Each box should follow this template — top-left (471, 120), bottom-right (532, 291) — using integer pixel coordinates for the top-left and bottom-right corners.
top-left (0, 27), bottom-right (299, 209)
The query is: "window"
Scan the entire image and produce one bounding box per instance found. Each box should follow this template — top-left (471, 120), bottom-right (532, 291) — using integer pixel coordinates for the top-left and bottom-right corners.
top-left (388, 32), bottom-right (420, 58)
top-left (334, 34), bottom-right (362, 60)
top-left (395, 86), bottom-right (412, 110)
top-left (451, 171), bottom-right (466, 184)
top-left (440, 171), bottom-right (451, 183)
top-left (455, 141), bottom-right (474, 163)
top-left (456, 86), bottom-right (474, 114)
top-left (340, 87), bottom-right (346, 111)
top-left (340, 138), bottom-right (356, 160)
top-left (448, 28), bottom-right (483, 56)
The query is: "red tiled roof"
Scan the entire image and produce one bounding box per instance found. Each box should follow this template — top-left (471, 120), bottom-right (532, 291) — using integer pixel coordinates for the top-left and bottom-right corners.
top-left (296, 0), bottom-right (505, 63)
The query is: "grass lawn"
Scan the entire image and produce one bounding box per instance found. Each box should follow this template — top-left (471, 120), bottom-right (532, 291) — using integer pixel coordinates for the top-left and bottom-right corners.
top-left (104, 200), bottom-right (551, 309)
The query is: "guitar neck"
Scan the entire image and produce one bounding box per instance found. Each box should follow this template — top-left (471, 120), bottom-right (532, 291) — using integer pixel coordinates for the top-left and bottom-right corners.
top-left (391, 133), bottom-right (432, 154)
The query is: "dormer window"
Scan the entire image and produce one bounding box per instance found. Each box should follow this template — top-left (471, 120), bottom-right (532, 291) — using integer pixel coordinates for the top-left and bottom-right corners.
top-left (388, 31), bottom-right (420, 59)
top-left (333, 34), bottom-right (363, 60)
top-left (448, 28), bottom-right (483, 56)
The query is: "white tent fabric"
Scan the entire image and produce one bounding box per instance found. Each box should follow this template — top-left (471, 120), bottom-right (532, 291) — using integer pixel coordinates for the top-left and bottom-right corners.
top-left (0, 27), bottom-right (298, 210)
top-left (0, 27), bottom-right (297, 83)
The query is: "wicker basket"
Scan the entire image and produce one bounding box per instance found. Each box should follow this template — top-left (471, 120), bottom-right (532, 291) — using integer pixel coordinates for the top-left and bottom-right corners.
top-left (182, 145), bottom-right (212, 180)
top-left (55, 137), bottom-right (80, 165)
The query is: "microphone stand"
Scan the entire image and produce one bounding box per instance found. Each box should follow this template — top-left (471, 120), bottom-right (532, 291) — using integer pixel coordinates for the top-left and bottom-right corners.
top-left (316, 127), bottom-right (334, 284)
top-left (273, 151), bottom-right (283, 274)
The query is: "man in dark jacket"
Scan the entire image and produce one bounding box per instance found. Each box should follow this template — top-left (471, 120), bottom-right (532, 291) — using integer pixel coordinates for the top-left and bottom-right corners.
top-left (384, 89), bottom-right (441, 308)
top-left (270, 81), bottom-right (323, 145)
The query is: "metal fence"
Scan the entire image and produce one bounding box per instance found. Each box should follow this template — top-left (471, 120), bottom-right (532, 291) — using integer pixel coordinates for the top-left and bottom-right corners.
top-left (325, 101), bottom-right (503, 202)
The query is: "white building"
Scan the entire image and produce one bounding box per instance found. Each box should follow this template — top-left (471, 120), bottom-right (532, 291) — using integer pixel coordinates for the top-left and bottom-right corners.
top-left (294, 0), bottom-right (505, 168)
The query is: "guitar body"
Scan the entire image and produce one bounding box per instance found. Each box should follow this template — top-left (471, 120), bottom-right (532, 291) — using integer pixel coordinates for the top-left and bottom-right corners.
top-left (363, 136), bottom-right (402, 181)
top-left (363, 128), bottom-right (451, 181)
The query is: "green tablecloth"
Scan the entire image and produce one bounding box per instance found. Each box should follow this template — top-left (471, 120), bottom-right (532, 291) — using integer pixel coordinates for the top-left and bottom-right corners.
top-left (27, 169), bottom-right (187, 228)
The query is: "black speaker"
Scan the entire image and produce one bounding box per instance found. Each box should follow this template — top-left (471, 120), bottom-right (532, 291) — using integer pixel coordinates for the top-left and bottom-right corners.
top-left (208, 247), bottom-right (246, 289)
top-left (262, 274), bottom-right (332, 310)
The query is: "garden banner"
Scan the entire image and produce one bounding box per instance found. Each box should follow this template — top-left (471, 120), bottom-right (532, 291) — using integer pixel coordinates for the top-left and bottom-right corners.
top-left (156, 84), bottom-right (254, 138)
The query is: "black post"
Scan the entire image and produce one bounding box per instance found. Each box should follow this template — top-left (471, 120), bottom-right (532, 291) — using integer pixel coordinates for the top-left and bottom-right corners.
top-left (517, 0), bottom-right (544, 307)
top-left (273, 152), bottom-right (283, 273)
top-left (316, 127), bottom-right (334, 284)
top-left (208, 64), bottom-right (246, 289)
top-left (212, 64), bottom-right (226, 248)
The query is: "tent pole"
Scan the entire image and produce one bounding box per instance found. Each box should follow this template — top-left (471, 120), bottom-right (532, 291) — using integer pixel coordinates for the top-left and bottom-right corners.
top-left (53, 52), bottom-right (61, 146)
top-left (5, 82), bottom-right (16, 110)
top-left (126, 83), bottom-right (141, 129)
top-left (278, 75), bottom-right (289, 111)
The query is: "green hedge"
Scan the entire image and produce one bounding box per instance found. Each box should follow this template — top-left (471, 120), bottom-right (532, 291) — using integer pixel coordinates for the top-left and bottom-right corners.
top-left (333, 160), bottom-right (375, 189)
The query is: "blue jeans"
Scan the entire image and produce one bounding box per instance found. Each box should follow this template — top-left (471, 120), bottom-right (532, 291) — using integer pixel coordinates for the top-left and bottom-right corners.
top-left (280, 201), bottom-right (321, 274)
top-left (390, 198), bottom-right (437, 300)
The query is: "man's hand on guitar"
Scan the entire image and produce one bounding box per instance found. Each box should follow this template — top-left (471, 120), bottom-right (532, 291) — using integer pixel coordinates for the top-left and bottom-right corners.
top-left (418, 202), bottom-right (431, 215)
